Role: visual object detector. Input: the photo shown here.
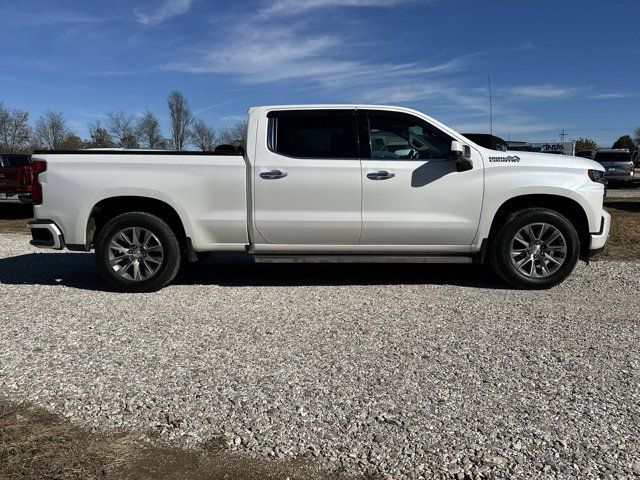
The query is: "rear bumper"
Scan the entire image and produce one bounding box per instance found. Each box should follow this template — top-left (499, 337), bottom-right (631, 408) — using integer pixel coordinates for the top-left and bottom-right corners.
top-left (27, 220), bottom-right (64, 250)
top-left (0, 193), bottom-right (32, 203)
top-left (604, 172), bottom-right (634, 182)
top-left (589, 210), bottom-right (611, 253)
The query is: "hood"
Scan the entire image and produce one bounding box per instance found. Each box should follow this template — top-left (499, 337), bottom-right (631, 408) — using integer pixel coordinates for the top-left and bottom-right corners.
top-left (495, 150), bottom-right (605, 172)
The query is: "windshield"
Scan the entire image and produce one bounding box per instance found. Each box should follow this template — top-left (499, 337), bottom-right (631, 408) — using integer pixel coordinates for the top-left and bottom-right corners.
top-left (594, 152), bottom-right (631, 163)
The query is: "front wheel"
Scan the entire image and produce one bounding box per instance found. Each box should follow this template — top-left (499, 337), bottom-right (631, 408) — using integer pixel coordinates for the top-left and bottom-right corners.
top-left (95, 212), bottom-right (181, 292)
top-left (489, 208), bottom-right (580, 289)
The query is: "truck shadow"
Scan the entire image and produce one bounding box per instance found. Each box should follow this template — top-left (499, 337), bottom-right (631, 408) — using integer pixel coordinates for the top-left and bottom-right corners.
top-left (0, 252), bottom-right (507, 291)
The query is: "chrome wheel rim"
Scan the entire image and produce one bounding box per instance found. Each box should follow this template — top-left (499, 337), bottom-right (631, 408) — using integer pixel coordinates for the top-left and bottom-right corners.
top-left (108, 227), bottom-right (164, 281)
top-left (510, 223), bottom-right (567, 278)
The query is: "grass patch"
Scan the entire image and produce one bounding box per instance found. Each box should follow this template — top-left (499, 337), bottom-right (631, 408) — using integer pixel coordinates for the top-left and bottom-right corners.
top-left (202, 435), bottom-right (229, 452)
top-left (0, 401), bottom-right (352, 480)
top-left (601, 198), bottom-right (640, 261)
top-left (0, 402), bottom-right (133, 479)
top-left (0, 203), bottom-right (31, 234)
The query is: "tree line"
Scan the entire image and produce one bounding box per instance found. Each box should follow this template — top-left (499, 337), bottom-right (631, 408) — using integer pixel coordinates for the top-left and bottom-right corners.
top-left (571, 132), bottom-right (639, 153)
top-left (611, 133), bottom-right (639, 153)
top-left (0, 91), bottom-right (247, 153)
top-left (2, 92), bottom-right (637, 154)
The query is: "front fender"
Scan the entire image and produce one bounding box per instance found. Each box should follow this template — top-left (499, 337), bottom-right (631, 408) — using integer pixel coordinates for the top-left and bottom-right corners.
top-left (475, 184), bottom-right (601, 247)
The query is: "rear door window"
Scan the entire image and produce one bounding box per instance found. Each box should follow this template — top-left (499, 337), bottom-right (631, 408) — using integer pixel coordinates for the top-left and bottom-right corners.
top-left (268, 111), bottom-right (359, 159)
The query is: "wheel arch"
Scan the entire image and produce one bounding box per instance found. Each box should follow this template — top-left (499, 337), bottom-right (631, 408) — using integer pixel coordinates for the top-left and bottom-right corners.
top-left (485, 194), bottom-right (591, 259)
top-left (86, 196), bottom-right (190, 251)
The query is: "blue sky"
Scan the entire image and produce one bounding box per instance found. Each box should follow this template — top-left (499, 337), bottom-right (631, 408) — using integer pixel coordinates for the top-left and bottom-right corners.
top-left (0, 0), bottom-right (638, 146)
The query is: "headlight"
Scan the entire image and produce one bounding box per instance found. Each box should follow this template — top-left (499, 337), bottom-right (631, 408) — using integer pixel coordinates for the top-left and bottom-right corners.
top-left (588, 169), bottom-right (606, 185)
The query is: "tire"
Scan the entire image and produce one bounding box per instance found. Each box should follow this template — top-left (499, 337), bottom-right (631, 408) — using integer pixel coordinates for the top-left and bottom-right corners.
top-left (95, 212), bottom-right (181, 292)
top-left (489, 208), bottom-right (580, 289)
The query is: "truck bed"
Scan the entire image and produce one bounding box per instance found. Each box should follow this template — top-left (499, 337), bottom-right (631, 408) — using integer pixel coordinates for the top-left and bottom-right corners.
top-left (31, 150), bottom-right (250, 251)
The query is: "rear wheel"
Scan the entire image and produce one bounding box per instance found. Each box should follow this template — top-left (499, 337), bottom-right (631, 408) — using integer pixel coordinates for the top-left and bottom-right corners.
top-left (95, 212), bottom-right (181, 292)
top-left (489, 208), bottom-right (580, 289)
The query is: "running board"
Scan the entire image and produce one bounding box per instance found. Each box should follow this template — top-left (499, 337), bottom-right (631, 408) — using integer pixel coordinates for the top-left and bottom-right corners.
top-left (252, 255), bottom-right (473, 264)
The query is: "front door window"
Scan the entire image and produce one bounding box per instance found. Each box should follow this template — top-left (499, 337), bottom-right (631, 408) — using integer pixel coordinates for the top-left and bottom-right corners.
top-left (367, 114), bottom-right (452, 160)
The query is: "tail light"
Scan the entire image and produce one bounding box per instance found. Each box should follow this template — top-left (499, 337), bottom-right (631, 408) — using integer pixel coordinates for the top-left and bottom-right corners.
top-left (630, 164), bottom-right (635, 172)
top-left (31, 160), bottom-right (47, 205)
top-left (20, 166), bottom-right (33, 191)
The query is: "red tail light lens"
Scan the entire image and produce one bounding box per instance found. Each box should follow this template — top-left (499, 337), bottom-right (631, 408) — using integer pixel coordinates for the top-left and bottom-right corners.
top-left (21, 166), bottom-right (33, 191)
top-left (31, 160), bottom-right (47, 205)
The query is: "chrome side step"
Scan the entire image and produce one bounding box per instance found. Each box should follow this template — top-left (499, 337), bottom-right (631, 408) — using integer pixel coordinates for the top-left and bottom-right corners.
top-left (252, 255), bottom-right (473, 264)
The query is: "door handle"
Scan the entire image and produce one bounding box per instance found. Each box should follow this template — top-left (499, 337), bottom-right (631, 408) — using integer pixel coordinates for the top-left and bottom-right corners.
top-left (260, 169), bottom-right (288, 180)
top-left (367, 170), bottom-right (395, 180)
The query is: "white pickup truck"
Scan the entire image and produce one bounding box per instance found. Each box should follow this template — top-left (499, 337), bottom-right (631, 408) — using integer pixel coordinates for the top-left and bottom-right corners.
top-left (28, 105), bottom-right (610, 292)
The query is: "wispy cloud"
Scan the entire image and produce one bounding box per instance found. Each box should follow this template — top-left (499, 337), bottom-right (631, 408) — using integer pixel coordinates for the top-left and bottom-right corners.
top-left (193, 101), bottom-right (234, 116)
top-left (259, 0), bottom-right (420, 17)
top-left (135, 0), bottom-right (193, 25)
top-left (0, 12), bottom-right (103, 26)
top-left (356, 82), bottom-right (490, 113)
top-left (166, 26), bottom-right (464, 88)
top-left (452, 117), bottom-right (559, 137)
top-left (504, 84), bottom-right (585, 99)
top-left (588, 92), bottom-right (633, 100)
top-left (156, 0), bottom-right (585, 138)
top-left (78, 110), bottom-right (109, 119)
top-left (155, 0), bottom-right (451, 91)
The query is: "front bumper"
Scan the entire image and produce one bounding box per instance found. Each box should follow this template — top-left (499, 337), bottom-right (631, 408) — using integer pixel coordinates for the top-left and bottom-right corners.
top-left (589, 210), bottom-right (611, 253)
top-left (27, 220), bottom-right (64, 250)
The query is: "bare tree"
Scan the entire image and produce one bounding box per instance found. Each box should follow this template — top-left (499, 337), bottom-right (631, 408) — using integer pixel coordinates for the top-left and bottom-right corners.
top-left (191, 119), bottom-right (217, 151)
top-left (107, 111), bottom-right (141, 149)
top-left (167, 91), bottom-right (192, 150)
top-left (87, 120), bottom-right (115, 148)
top-left (58, 133), bottom-right (86, 150)
top-left (219, 120), bottom-right (248, 149)
top-left (137, 109), bottom-right (165, 149)
top-left (0, 102), bottom-right (31, 152)
top-left (34, 111), bottom-right (72, 149)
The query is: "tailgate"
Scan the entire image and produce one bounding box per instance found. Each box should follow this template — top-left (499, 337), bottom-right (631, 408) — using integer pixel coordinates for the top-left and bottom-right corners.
top-left (0, 167), bottom-right (31, 193)
top-left (599, 161), bottom-right (632, 173)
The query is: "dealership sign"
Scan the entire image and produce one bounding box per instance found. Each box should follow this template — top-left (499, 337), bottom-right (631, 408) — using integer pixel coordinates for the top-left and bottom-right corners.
top-left (529, 141), bottom-right (575, 156)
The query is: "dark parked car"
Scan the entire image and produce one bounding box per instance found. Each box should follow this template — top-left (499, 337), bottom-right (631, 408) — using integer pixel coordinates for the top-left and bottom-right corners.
top-left (593, 149), bottom-right (634, 185)
top-left (509, 145), bottom-right (542, 153)
top-left (576, 150), bottom-right (594, 159)
top-left (462, 133), bottom-right (508, 152)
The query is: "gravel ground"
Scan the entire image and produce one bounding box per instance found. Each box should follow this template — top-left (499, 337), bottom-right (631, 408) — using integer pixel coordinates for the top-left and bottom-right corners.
top-left (1, 233), bottom-right (639, 479)
top-left (606, 188), bottom-right (640, 198)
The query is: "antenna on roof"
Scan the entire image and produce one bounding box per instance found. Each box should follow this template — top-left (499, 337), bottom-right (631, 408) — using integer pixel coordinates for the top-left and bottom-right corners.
top-left (488, 75), bottom-right (493, 136)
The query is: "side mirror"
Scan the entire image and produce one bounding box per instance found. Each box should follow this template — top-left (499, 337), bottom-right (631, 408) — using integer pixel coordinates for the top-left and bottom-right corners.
top-left (451, 140), bottom-right (473, 171)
